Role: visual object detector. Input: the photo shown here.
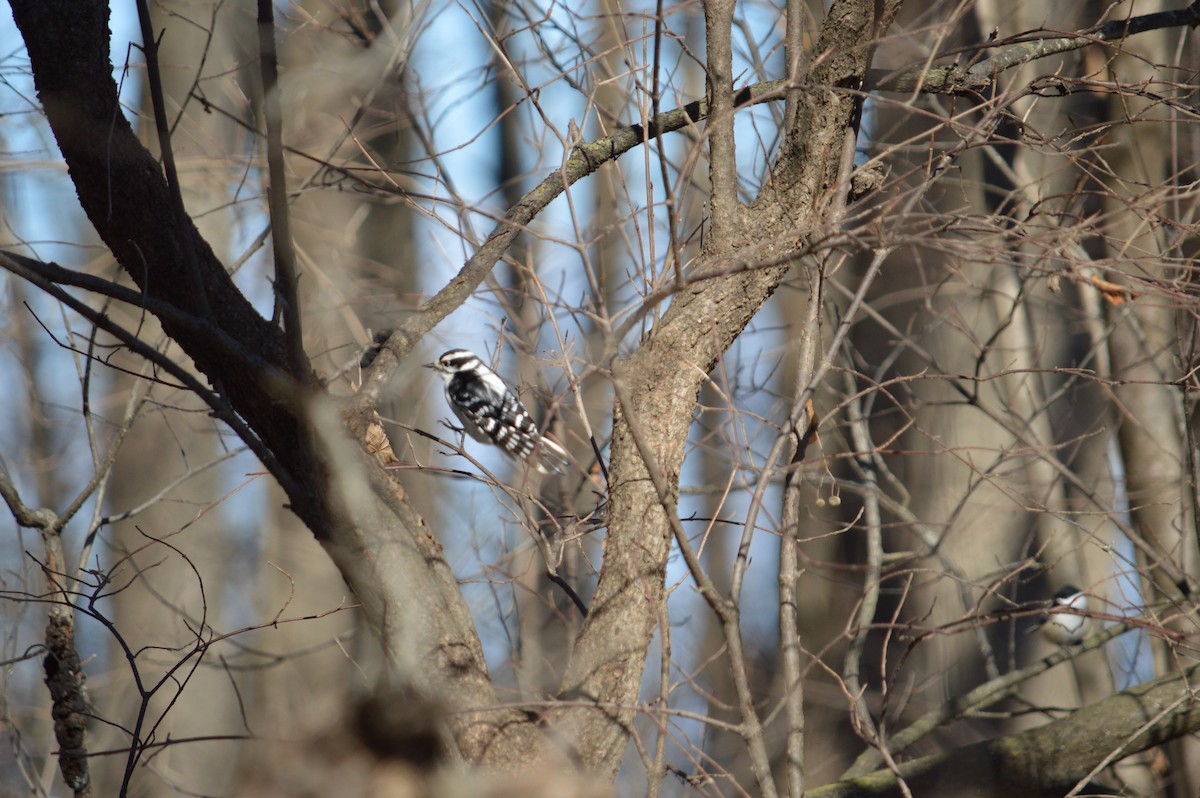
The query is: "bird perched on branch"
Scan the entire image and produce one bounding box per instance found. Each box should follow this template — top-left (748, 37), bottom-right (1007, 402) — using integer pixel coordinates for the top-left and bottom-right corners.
top-left (1039, 584), bottom-right (1089, 645)
top-left (425, 349), bottom-right (569, 475)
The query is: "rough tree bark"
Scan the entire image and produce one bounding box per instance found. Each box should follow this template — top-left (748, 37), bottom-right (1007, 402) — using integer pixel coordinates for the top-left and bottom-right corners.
top-left (10, 0), bottom-right (1200, 793)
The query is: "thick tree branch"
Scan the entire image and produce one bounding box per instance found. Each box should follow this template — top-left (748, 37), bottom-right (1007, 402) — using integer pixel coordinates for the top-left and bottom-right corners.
top-left (813, 662), bottom-right (1200, 798)
top-left (610, 366), bottom-right (778, 798)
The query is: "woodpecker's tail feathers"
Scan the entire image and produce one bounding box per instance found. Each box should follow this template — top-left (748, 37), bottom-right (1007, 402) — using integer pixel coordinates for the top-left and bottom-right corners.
top-left (534, 436), bottom-right (570, 475)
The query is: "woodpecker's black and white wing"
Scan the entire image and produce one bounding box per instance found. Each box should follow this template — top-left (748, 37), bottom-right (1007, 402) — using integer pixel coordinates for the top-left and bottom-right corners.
top-left (440, 355), bottom-right (511, 444)
top-left (426, 349), bottom-right (569, 474)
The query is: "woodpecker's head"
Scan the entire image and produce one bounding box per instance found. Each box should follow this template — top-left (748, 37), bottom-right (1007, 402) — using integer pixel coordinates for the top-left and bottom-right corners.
top-left (425, 349), bottom-right (479, 380)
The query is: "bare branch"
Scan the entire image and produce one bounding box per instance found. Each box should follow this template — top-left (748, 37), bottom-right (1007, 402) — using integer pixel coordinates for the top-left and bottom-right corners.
top-left (703, 0), bottom-right (738, 252)
top-left (817, 660), bottom-right (1200, 798)
top-left (256, 0), bottom-right (307, 376)
top-left (871, 1), bottom-right (1200, 94)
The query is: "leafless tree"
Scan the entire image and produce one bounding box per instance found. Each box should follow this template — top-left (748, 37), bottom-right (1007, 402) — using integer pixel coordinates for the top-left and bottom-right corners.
top-left (2, 1), bottom-right (1199, 796)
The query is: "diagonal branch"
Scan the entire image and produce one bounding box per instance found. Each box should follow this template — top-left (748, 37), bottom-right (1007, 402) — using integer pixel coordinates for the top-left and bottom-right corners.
top-left (872, 1), bottom-right (1200, 94)
top-left (0, 252), bottom-right (304, 503)
top-left (843, 622), bottom-right (1135, 778)
top-left (815, 661), bottom-right (1200, 798)
top-left (134, 1), bottom-right (181, 204)
top-left (965, 2), bottom-right (1200, 85)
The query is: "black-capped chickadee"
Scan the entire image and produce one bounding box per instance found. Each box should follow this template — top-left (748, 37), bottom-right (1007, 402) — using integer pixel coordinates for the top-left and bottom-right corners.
top-left (1038, 585), bottom-right (1089, 645)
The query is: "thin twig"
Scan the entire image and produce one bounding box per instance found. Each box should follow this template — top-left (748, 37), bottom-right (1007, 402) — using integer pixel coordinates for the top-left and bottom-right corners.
top-left (256, 0), bottom-right (307, 377)
top-left (647, 599), bottom-right (670, 798)
top-left (775, 262), bottom-right (826, 798)
top-left (134, 0), bottom-right (183, 219)
top-left (841, 370), bottom-right (885, 751)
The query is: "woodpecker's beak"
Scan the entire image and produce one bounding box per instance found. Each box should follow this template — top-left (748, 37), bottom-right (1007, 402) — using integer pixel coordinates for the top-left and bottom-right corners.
top-left (422, 361), bottom-right (437, 370)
